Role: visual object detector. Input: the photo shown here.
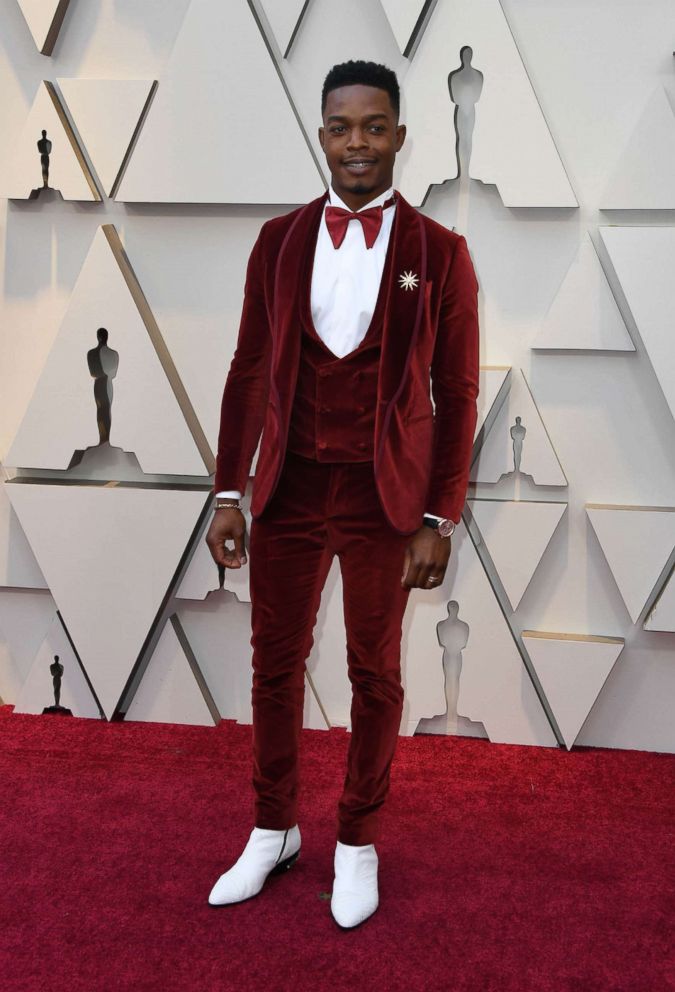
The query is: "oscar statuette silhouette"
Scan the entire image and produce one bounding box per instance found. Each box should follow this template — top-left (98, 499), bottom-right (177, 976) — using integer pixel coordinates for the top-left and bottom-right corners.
top-left (42, 655), bottom-right (73, 716)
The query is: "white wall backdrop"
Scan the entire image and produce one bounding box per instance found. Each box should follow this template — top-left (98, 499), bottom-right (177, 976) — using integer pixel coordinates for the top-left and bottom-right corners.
top-left (1, 0), bottom-right (674, 753)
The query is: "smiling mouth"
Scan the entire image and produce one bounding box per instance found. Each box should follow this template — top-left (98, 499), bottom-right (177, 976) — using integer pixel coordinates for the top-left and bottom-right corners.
top-left (343, 160), bottom-right (376, 171)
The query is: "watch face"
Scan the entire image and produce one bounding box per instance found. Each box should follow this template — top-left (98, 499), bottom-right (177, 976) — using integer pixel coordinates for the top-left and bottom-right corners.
top-left (438, 518), bottom-right (455, 538)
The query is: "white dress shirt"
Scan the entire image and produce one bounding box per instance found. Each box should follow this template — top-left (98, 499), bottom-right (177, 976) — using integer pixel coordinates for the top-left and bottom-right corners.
top-left (309, 184), bottom-right (396, 357)
top-left (217, 186), bottom-right (444, 523)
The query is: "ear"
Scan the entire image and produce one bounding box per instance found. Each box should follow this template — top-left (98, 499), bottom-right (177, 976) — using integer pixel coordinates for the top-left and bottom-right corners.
top-left (318, 125), bottom-right (325, 152)
top-left (395, 123), bottom-right (407, 152)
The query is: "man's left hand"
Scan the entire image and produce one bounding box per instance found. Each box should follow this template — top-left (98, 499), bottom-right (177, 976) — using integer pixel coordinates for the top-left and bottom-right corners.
top-left (401, 526), bottom-right (452, 590)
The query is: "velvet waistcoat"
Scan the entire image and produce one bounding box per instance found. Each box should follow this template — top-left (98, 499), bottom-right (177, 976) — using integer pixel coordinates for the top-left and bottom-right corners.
top-left (285, 219), bottom-right (393, 463)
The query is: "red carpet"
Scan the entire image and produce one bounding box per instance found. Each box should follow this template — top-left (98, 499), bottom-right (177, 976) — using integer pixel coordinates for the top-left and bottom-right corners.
top-left (1, 704), bottom-right (673, 992)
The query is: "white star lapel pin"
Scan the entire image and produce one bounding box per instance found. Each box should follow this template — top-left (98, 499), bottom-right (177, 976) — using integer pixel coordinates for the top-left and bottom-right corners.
top-left (398, 270), bottom-right (419, 292)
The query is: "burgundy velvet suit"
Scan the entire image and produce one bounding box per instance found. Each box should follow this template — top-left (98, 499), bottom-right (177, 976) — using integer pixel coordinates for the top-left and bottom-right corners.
top-left (214, 191), bottom-right (479, 844)
top-left (214, 192), bottom-right (479, 530)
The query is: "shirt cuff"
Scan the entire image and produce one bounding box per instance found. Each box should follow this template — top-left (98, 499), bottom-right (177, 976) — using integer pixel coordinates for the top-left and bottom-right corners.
top-left (215, 490), bottom-right (242, 499)
top-left (423, 512), bottom-right (445, 523)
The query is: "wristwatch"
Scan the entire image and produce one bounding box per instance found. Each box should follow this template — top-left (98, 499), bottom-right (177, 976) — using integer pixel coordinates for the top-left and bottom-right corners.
top-left (422, 515), bottom-right (456, 538)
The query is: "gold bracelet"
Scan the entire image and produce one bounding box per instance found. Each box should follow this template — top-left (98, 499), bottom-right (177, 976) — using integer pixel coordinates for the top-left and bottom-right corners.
top-left (214, 500), bottom-right (240, 510)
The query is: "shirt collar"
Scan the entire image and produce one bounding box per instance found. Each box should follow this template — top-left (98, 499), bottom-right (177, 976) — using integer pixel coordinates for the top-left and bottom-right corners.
top-left (327, 185), bottom-right (396, 213)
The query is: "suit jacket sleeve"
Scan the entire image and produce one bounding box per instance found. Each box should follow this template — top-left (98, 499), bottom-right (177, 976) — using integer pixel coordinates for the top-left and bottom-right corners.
top-left (425, 234), bottom-right (479, 522)
top-left (213, 226), bottom-right (272, 494)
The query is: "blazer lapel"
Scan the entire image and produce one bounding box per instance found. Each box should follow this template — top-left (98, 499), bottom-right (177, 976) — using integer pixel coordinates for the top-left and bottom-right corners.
top-left (271, 193), bottom-right (327, 404)
top-left (377, 193), bottom-right (428, 406)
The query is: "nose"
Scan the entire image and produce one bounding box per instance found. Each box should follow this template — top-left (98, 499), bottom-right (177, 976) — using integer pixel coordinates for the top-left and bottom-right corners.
top-left (346, 127), bottom-right (368, 150)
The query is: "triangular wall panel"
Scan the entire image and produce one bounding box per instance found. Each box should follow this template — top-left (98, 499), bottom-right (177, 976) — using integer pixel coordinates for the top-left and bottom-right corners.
top-left (523, 631), bottom-right (624, 750)
top-left (0, 476), bottom-right (47, 589)
top-left (532, 234), bottom-right (634, 351)
top-left (57, 79), bottom-right (156, 197)
top-left (471, 369), bottom-right (567, 485)
top-left (468, 499), bottom-right (567, 610)
top-left (6, 483), bottom-right (209, 719)
top-left (257, 0), bottom-right (310, 57)
top-left (1, 81), bottom-right (99, 200)
top-left (380, 0), bottom-right (428, 55)
top-left (434, 521), bottom-right (557, 745)
top-left (14, 614), bottom-right (100, 718)
top-left (117, 0), bottom-right (322, 203)
top-left (474, 366), bottom-right (511, 452)
top-left (601, 226), bottom-right (675, 424)
top-left (124, 619), bottom-right (216, 726)
top-left (400, 0), bottom-right (577, 206)
top-left (7, 226), bottom-right (212, 476)
top-left (174, 592), bottom-right (254, 725)
top-left (587, 505), bottom-right (675, 623)
top-left (601, 87), bottom-right (675, 209)
top-left (16, 0), bottom-right (71, 55)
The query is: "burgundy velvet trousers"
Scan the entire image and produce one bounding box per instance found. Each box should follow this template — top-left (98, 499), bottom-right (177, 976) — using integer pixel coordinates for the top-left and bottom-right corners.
top-left (248, 449), bottom-right (412, 845)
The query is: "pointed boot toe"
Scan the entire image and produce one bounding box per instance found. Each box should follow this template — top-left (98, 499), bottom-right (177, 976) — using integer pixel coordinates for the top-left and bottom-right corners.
top-left (330, 841), bottom-right (379, 929)
top-left (208, 825), bottom-right (301, 907)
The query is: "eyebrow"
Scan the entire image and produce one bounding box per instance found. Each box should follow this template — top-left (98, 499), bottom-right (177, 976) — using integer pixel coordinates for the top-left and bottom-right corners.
top-left (325, 113), bottom-right (389, 123)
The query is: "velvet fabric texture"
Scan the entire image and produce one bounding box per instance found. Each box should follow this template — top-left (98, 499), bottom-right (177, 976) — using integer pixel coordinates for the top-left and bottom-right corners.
top-left (214, 192), bottom-right (480, 531)
top-left (249, 450), bottom-right (411, 845)
top-left (285, 225), bottom-right (387, 462)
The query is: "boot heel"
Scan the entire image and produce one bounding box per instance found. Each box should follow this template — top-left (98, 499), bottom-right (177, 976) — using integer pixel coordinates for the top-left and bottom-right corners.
top-left (270, 849), bottom-right (300, 875)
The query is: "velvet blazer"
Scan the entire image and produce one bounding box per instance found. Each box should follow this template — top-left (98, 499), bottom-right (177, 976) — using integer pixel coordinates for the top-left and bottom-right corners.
top-left (214, 191), bottom-right (479, 534)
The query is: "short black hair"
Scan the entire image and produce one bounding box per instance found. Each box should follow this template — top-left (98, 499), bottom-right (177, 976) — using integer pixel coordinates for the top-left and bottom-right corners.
top-left (321, 60), bottom-right (400, 119)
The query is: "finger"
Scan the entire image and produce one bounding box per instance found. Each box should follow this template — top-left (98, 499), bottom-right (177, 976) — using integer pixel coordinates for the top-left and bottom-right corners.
top-left (233, 530), bottom-right (247, 565)
top-left (208, 539), bottom-right (240, 568)
top-left (403, 556), bottom-right (422, 590)
top-left (420, 561), bottom-right (442, 588)
top-left (223, 544), bottom-right (242, 568)
top-left (423, 569), bottom-right (444, 590)
top-left (206, 539), bottom-right (225, 567)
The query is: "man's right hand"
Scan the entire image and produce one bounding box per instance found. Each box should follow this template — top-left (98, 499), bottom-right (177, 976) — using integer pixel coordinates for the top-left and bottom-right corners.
top-left (205, 508), bottom-right (248, 568)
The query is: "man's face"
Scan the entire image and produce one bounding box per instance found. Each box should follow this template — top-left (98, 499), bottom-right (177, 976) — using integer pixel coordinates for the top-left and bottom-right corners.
top-left (318, 84), bottom-right (406, 209)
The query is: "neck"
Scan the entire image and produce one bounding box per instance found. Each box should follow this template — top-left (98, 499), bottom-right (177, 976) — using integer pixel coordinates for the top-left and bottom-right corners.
top-left (329, 180), bottom-right (394, 212)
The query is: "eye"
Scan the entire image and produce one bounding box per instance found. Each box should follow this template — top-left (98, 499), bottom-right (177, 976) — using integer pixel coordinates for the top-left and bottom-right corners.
top-left (330, 126), bottom-right (345, 134)
top-left (370, 125), bottom-right (385, 132)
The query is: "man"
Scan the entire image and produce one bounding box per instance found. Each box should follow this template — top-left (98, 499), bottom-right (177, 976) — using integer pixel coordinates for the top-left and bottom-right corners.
top-left (205, 60), bottom-right (479, 928)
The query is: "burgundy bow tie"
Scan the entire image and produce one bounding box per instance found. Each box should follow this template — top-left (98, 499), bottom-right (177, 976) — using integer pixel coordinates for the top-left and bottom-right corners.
top-left (324, 194), bottom-right (397, 249)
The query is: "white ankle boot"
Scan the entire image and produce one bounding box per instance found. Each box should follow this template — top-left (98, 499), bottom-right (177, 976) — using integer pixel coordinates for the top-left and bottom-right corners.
top-left (208, 825), bottom-right (301, 906)
top-left (330, 841), bottom-right (379, 928)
